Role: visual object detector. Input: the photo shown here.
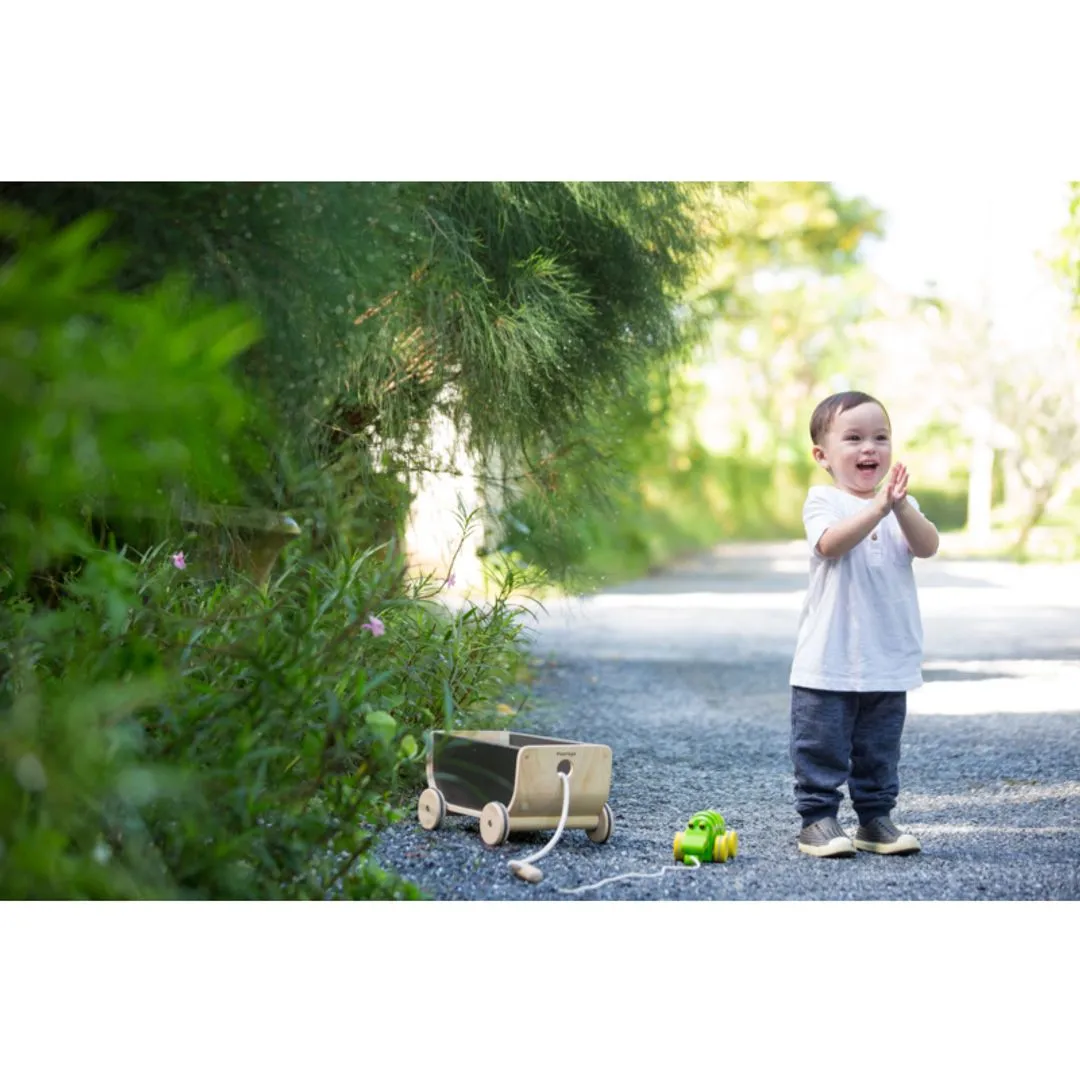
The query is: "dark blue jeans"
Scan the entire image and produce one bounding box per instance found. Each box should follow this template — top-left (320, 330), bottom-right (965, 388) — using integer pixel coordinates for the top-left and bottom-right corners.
top-left (790, 686), bottom-right (907, 827)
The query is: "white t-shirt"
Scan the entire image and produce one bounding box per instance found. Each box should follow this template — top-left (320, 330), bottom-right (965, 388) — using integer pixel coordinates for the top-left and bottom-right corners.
top-left (789, 485), bottom-right (925, 692)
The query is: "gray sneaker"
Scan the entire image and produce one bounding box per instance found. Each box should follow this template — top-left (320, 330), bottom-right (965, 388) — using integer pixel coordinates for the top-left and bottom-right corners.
top-left (854, 816), bottom-right (921, 855)
top-left (797, 816), bottom-right (856, 857)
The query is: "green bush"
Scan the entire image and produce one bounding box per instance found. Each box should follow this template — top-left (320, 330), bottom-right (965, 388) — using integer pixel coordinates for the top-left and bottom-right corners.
top-left (0, 208), bottom-right (533, 899)
top-left (911, 487), bottom-right (968, 533)
top-left (0, 204), bottom-right (263, 582)
top-left (1, 539), bottom-right (531, 899)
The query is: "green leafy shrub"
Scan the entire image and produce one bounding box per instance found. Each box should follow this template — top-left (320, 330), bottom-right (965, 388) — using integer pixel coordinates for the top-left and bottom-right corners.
top-left (0, 205), bottom-right (263, 583)
top-left (138, 542), bottom-right (531, 900)
top-left (0, 203), bottom-right (261, 896)
top-left (2, 540), bottom-right (531, 899)
top-left (0, 208), bottom-right (534, 899)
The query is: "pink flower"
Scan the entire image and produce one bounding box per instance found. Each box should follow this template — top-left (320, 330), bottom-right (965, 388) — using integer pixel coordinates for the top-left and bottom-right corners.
top-left (445, 573), bottom-right (456, 588)
top-left (171, 551), bottom-right (187, 570)
top-left (361, 614), bottom-right (385, 637)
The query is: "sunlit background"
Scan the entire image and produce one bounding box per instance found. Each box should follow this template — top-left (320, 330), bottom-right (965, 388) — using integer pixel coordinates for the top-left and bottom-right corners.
top-left (664, 180), bottom-right (1080, 578)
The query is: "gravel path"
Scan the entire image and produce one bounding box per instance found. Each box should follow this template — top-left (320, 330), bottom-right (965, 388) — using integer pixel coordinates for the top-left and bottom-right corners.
top-left (374, 542), bottom-right (1080, 900)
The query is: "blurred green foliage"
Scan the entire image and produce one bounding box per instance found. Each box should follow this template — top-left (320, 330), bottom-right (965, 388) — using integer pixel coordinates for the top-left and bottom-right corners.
top-left (0, 205), bottom-right (263, 581)
top-left (1058, 182), bottom-right (1080, 306)
top-left (498, 182), bottom-right (891, 586)
top-left (694, 182), bottom-right (885, 461)
top-left (909, 488), bottom-right (968, 533)
top-left (0, 182), bottom-right (721, 511)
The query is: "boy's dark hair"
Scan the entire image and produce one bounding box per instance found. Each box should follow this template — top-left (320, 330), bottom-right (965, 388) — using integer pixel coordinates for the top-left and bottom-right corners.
top-left (809, 391), bottom-right (890, 446)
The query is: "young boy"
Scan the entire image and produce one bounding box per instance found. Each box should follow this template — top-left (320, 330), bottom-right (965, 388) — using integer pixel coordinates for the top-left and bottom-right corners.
top-left (789, 391), bottom-right (939, 857)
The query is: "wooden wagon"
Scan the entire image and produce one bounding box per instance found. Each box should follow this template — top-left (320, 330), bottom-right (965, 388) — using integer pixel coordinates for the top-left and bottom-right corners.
top-left (416, 730), bottom-right (614, 847)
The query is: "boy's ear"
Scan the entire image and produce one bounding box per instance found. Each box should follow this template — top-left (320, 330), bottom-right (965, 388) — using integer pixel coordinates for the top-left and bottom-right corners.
top-left (812, 445), bottom-right (828, 469)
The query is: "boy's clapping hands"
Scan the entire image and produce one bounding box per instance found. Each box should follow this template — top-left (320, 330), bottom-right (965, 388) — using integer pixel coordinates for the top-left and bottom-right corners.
top-left (875, 462), bottom-right (909, 516)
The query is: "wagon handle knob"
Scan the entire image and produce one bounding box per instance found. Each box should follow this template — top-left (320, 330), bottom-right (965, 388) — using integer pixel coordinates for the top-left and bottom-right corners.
top-left (510, 862), bottom-right (544, 884)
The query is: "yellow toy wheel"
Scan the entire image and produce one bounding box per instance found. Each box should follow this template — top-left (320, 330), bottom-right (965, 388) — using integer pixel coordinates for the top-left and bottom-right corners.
top-left (673, 833), bottom-right (684, 862)
top-left (727, 830), bottom-right (739, 859)
top-left (713, 835), bottom-right (728, 863)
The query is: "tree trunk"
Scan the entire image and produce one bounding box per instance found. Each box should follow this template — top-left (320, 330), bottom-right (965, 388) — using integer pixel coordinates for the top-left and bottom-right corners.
top-left (967, 436), bottom-right (995, 547)
top-left (1011, 482), bottom-right (1056, 559)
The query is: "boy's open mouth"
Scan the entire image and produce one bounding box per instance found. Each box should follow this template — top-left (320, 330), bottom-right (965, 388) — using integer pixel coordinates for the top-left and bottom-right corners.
top-left (857, 462), bottom-right (879, 473)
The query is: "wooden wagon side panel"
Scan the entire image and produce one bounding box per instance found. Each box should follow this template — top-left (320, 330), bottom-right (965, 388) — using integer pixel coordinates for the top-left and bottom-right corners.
top-left (506, 744), bottom-right (612, 829)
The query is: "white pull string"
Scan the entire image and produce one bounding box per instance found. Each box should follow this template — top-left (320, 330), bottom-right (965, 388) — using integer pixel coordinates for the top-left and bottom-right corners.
top-left (507, 772), bottom-right (704, 891)
top-left (556, 858), bottom-right (701, 895)
top-left (507, 770), bottom-right (573, 883)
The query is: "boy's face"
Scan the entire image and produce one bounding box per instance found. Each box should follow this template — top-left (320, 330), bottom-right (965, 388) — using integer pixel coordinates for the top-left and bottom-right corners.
top-left (813, 402), bottom-right (892, 498)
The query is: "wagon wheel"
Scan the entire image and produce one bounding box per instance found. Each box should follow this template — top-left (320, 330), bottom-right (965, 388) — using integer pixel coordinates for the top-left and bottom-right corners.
top-left (673, 832), bottom-right (685, 863)
top-left (479, 801), bottom-right (510, 847)
top-left (726, 830), bottom-right (739, 859)
top-left (587, 802), bottom-right (614, 844)
top-left (417, 787), bottom-right (446, 831)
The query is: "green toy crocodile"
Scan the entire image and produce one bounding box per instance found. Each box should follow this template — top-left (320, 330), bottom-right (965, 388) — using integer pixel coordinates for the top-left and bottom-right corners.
top-left (673, 809), bottom-right (739, 865)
